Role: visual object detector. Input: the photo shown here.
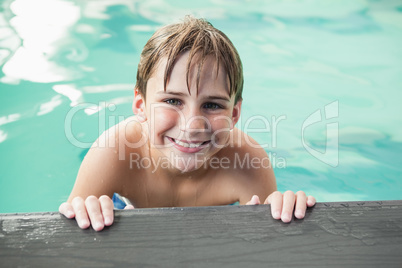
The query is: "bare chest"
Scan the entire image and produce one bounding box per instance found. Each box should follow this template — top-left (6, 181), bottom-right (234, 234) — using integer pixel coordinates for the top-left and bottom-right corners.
top-left (122, 168), bottom-right (240, 208)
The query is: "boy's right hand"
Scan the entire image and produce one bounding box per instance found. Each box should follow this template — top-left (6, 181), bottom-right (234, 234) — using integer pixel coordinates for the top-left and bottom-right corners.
top-left (59, 195), bottom-right (133, 231)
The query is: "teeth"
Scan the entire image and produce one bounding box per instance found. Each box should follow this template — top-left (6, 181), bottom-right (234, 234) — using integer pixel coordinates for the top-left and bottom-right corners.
top-left (174, 139), bottom-right (203, 148)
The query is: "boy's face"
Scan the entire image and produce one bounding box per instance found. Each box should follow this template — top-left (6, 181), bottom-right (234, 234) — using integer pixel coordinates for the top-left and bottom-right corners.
top-left (141, 51), bottom-right (241, 173)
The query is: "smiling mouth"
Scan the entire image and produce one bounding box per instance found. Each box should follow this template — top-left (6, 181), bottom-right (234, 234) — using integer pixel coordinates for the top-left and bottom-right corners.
top-left (168, 137), bottom-right (211, 148)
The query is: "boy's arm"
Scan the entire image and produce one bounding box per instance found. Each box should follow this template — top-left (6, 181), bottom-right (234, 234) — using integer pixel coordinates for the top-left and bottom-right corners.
top-left (235, 130), bottom-right (315, 222)
top-left (59, 127), bottom-right (130, 231)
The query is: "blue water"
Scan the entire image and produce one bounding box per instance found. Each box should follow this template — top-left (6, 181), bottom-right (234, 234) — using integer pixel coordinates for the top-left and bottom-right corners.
top-left (0, 0), bottom-right (401, 213)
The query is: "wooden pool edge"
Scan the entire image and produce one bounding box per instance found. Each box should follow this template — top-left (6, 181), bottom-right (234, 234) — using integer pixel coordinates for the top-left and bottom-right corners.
top-left (1, 200), bottom-right (402, 267)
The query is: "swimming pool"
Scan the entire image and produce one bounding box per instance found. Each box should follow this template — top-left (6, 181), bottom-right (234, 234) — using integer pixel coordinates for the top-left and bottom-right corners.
top-left (1, 0), bottom-right (401, 213)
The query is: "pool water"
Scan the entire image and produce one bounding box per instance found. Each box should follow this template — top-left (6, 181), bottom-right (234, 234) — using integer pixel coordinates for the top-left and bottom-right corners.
top-left (0, 0), bottom-right (401, 213)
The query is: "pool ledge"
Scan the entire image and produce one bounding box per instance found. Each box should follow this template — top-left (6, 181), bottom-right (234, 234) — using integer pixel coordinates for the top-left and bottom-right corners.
top-left (1, 200), bottom-right (402, 267)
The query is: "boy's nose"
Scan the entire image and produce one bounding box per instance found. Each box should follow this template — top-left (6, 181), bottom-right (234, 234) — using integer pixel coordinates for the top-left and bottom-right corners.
top-left (181, 110), bottom-right (209, 133)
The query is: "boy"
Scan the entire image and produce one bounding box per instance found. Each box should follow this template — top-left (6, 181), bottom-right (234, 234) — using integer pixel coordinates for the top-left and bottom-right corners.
top-left (59, 16), bottom-right (315, 231)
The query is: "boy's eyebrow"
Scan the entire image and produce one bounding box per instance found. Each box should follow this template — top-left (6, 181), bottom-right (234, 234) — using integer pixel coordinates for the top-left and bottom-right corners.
top-left (203, 95), bottom-right (231, 102)
top-left (158, 90), bottom-right (231, 102)
top-left (156, 90), bottom-right (186, 97)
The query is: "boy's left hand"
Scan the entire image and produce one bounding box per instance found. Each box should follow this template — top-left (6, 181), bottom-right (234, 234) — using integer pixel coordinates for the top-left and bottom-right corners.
top-left (246, 191), bottom-right (316, 223)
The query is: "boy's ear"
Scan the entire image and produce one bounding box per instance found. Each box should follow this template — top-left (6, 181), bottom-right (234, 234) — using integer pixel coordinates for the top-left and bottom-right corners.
top-left (231, 100), bottom-right (242, 129)
top-left (132, 88), bottom-right (147, 122)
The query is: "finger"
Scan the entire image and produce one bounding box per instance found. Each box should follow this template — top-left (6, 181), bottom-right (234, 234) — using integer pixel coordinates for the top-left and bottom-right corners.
top-left (307, 195), bottom-right (316, 207)
top-left (59, 202), bottom-right (75, 219)
top-left (85, 195), bottom-right (105, 231)
top-left (281, 191), bottom-right (295, 223)
top-left (264, 193), bottom-right (273, 204)
top-left (246, 195), bottom-right (261, 205)
top-left (99, 195), bottom-right (114, 226)
top-left (71, 197), bottom-right (90, 229)
top-left (124, 205), bottom-right (135, 210)
top-left (294, 191), bottom-right (307, 219)
top-left (267, 191), bottom-right (282, 220)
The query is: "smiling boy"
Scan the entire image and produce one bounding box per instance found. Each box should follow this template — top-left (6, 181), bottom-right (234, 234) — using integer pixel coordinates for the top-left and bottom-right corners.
top-left (59, 16), bottom-right (315, 231)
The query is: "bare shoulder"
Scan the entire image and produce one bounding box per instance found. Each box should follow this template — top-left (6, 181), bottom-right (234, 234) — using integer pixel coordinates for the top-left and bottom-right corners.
top-left (67, 116), bottom-right (145, 201)
top-left (218, 127), bottom-right (277, 204)
top-left (88, 116), bottom-right (148, 176)
top-left (114, 116), bottom-right (148, 146)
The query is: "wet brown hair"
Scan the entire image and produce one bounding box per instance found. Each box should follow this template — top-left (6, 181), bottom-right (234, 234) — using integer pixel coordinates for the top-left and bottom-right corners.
top-left (135, 15), bottom-right (243, 104)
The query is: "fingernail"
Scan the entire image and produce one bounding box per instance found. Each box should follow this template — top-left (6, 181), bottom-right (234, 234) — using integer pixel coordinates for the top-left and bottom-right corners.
top-left (282, 212), bottom-right (291, 222)
top-left (93, 221), bottom-right (103, 231)
top-left (295, 209), bottom-right (305, 218)
top-left (79, 219), bottom-right (89, 228)
top-left (104, 216), bottom-right (112, 226)
top-left (273, 211), bottom-right (281, 219)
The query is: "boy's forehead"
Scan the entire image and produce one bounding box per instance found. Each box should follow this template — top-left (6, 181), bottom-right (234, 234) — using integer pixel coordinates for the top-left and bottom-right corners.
top-left (150, 52), bottom-right (230, 95)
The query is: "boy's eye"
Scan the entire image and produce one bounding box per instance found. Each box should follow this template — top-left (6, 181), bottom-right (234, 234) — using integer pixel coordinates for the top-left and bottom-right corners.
top-left (165, 99), bottom-right (181, 106)
top-left (203, 103), bottom-right (222, 110)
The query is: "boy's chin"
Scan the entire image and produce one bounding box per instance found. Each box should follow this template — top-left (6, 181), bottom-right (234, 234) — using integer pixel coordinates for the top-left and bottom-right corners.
top-left (174, 164), bottom-right (199, 174)
top-left (171, 160), bottom-right (205, 174)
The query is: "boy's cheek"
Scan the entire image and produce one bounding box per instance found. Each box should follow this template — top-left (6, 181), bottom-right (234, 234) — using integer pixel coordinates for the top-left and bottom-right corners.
top-left (210, 114), bottom-right (233, 131)
top-left (209, 120), bottom-right (232, 144)
top-left (146, 108), bottom-right (175, 136)
top-left (149, 107), bottom-right (180, 127)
